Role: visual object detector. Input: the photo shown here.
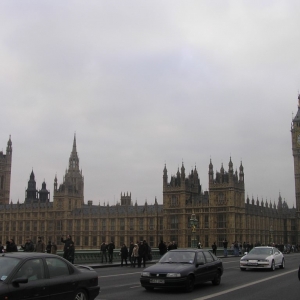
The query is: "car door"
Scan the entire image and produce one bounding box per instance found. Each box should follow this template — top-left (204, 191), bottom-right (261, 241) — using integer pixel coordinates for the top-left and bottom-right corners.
top-left (8, 258), bottom-right (49, 300)
top-left (45, 257), bottom-right (78, 300)
top-left (273, 248), bottom-right (282, 265)
top-left (202, 251), bottom-right (216, 280)
top-left (194, 252), bottom-right (210, 283)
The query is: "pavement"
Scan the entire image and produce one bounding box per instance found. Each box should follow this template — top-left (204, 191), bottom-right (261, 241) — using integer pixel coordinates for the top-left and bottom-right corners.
top-left (82, 255), bottom-right (236, 269)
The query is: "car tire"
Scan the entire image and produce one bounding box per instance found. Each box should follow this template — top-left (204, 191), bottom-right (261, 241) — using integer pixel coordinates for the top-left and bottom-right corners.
top-left (270, 260), bottom-right (275, 271)
top-left (240, 267), bottom-right (246, 271)
top-left (74, 289), bottom-right (88, 300)
top-left (280, 258), bottom-right (285, 269)
top-left (144, 287), bottom-right (154, 291)
top-left (185, 275), bottom-right (195, 292)
top-left (212, 270), bottom-right (221, 285)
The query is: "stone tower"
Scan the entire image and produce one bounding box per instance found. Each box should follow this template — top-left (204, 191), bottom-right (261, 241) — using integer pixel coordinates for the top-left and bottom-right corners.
top-left (291, 94), bottom-right (300, 215)
top-left (53, 135), bottom-right (84, 211)
top-left (25, 170), bottom-right (39, 203)
top-left (0, 136), bottom-right (12, 204)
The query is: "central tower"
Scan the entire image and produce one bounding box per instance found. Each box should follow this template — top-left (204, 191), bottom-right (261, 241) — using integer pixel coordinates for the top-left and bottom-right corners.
top-left (53, 135), bottom-right (84, 211)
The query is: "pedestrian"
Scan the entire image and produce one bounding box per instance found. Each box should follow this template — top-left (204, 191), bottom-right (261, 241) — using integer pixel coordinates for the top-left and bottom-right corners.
top-left (46, 240), bottom-right (52, 253)
top-left (120, 244), bottom-right (128, 266)
top-left (107, 241), bottom-right (115, 263)
top-left (51, 241), bottom-right (57, 254)
top-left (234, 241), bottom-right (239, 256)
top-left (158, 240), bottom-right (167, 256)
top-left (0, 241), bottom-right (3, 253)
top-left (61, 235), bottom-right (73, 260)
top-left (35, 236), bottom-right (46, 253)
top-left (197, 242), bottom-right (202, 249)
top-left (212, 242), bottom-right (217, 255)
top-left (223, 239), bottom-right (228, 257)
top-left (128, 241), bottom-right (134, 265)
top-left (67, 243), bottom-right (75, 264)
top-left (6, 239), bottom-right (18, 252)
top-left (21, 238), bottom-right (34, 252)
top-left (138, 240), bottom-right (148, 268)
top-left (100, 242), bottom-right (108, 263)
top-left (131, 244), bottom-right (139, 268)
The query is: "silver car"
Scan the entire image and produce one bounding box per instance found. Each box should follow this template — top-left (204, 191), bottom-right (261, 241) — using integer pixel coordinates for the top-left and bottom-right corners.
top-left (240, 246), bottom-right (285, 271)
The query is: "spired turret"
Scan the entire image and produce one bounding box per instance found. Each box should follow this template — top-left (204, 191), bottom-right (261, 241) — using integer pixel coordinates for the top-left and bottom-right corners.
top-left (53, 134), bottom-right (84, 210)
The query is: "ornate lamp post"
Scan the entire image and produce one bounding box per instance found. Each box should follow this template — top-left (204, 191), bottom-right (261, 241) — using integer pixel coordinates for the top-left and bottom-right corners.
top-left (189, 213), bottom-right (198, 248)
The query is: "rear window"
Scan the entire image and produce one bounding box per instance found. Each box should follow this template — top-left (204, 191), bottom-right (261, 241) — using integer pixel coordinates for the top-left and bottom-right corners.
top-left (0, 257), bottom-right (20, 281)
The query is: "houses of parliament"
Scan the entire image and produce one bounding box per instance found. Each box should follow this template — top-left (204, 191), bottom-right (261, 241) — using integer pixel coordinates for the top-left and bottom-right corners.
top-left (1, 98), bottom-right (300, 249)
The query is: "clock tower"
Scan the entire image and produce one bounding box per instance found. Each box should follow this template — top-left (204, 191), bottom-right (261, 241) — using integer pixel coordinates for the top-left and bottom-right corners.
top-left (291, 94), bottom-right (300, 215)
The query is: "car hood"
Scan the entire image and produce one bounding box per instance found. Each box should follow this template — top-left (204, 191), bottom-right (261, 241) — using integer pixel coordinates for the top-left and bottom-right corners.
top-left (144, 263), bottom-right (193, 273)
top-left (242, 254), bottom-right (270, 260)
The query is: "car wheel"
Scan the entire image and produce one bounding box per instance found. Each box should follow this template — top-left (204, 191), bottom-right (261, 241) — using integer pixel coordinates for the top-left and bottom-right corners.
top-left (185, 275), bottom-right (195, 292)
top-left (74, 289), bottom-right (88, 300)
top-left (212, 271), bottom-right (221, 285)
top-left (270, 260), bottom-right (275, 271)
top-left (240, 267), bottom-right (246, 271)
top-left (280, 258), bottom-right (285, 269)
top-left (144, 287), bottom-right (154, 291)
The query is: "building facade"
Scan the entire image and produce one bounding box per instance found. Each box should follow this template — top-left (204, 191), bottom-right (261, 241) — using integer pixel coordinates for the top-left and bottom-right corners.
top-left (0, 97), bottom-right (300, 249)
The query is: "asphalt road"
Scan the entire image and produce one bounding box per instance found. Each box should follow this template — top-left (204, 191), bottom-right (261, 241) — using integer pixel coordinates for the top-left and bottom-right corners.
top-left (94, 254), bottom-right (300, 300)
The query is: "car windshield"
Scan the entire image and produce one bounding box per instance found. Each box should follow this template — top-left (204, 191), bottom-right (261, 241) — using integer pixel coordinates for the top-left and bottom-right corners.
top-left (249, 248), bottom-right (273, 256)
top-left (0, 257), bottom-right (20, 281)
top-left (159, 251), bottom-right (195, 264)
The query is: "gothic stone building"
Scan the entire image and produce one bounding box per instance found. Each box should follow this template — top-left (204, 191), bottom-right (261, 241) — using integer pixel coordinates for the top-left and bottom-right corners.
top-left (1, 95), bottom-right (300, 248)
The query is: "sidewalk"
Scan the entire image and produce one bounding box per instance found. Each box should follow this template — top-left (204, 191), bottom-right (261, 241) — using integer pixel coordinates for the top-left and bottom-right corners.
top-left (82, 255), bottom-right (236, 269)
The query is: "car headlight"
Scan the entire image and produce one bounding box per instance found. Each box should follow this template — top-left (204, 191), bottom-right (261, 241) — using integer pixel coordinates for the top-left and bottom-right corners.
top-left (141, 272), bottom-right (150, 277)
top-left (166, 273), bottom-right (181, 278)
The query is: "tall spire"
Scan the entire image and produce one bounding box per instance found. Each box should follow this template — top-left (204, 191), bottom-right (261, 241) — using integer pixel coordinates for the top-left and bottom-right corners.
top-left (69, 134), bottom-right (79, 171)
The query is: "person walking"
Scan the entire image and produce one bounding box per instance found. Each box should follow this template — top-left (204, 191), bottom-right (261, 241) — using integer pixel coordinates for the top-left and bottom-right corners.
top-left (67, 243), bottom-right (75, 264)
top-left (6, 239), bottom-right (18, 252)
top-left (223, 239), bottom-right (228, 257)
top-left (51, 241), bottom-right (57, 254)
top-left (0, 241), bottom-right (3, 253)
top-left (100, 242), bottom-right (107, 263)
top-left (120, 244), bottom-right (128, 266)
top-left (107, 241), bottom-right (115, 263)
top-left (128, 241), bottom-right (134, 265)
top-left (21, 238), bottom-right (34, 252)
top-left (138, 240), bottom-right (148, 268)
top-left (158, 240), bottom-right (167, 256)
top-left (212, 242), bottom-right (217, 255)
top-left (131, 244), bottom-right (139, 268)
top-left (61, 235), bottom-right (73, 260)
top-left (46, 241), bottom-right (52, 253)
top-left (35, 237), bottom-right (46, 253)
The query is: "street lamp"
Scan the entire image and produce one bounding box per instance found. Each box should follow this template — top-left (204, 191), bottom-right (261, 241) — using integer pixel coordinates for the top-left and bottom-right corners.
top-left (189, 213), bottom-right (198, 248)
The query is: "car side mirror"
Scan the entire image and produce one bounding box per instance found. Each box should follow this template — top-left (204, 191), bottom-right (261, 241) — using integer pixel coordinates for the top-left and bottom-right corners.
top-left (12, 277), bottom-right (28, 285)
top-left (196, 262), bottom-right (204, 267)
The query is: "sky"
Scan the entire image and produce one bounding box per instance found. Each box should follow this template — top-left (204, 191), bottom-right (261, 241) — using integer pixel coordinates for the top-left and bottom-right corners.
top-left (1, 0), bottom-right (300, 207)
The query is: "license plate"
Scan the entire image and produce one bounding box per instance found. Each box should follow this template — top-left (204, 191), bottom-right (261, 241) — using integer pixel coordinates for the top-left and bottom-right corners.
top-left (150, 279), bottom-right (165, 284)
top-left (247, 262), bottom-right (257, 265)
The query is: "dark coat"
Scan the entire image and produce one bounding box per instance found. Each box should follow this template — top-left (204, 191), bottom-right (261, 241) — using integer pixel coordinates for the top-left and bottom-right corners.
top-left (21, 241), bottom-right (34, 252)
top-left (107, 242), bottom-right (115, 254)
top-left (6, 241), bottom-right (18, 252)
top-left (121, 246), bottom-right (128, 259)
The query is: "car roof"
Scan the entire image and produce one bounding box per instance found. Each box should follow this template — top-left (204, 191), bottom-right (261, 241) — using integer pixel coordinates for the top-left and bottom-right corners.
top-left (0, 252), bottom-right (59, 259)
top-left (169, 249), bottom-right (207, 252)
top-left (253, 246), bottom-right (274, 249)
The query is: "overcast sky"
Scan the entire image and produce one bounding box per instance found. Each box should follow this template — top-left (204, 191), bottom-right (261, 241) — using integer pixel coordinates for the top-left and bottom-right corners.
top-left (1, 0), bottom-right (300, 207)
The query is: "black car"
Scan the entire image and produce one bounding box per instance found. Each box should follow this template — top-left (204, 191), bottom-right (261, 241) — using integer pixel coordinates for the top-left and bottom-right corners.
top-left (0, 252), bottom-right (100, 300)
top-left (140, 249), bottom-right (223, 292)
